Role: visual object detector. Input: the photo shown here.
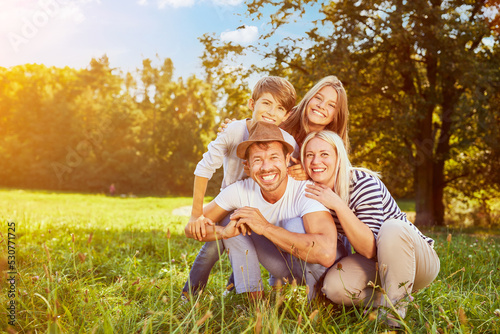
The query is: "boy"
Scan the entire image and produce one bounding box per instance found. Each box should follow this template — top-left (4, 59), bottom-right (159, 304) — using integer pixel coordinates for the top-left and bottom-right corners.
top-left (182, 76), bottom-right (299, 296)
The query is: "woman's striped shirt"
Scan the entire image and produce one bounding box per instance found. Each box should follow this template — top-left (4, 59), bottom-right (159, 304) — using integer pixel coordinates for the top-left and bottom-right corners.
top-left (330, 169), bottom-right (434, 247)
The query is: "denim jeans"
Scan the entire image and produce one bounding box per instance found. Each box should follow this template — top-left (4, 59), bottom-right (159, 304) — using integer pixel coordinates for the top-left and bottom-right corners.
top-left (182, 213), bottom-right (234, 295)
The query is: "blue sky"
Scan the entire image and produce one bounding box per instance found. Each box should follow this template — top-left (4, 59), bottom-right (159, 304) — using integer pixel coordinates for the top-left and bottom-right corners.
top-left (0, 0), bottom-right (320, 82)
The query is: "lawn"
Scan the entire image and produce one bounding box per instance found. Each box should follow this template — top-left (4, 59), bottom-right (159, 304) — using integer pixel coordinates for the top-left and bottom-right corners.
top-left (0, 189), bottom-right (499, 333)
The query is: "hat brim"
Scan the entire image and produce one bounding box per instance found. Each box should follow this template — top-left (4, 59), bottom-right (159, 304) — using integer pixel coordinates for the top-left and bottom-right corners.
top-left (236, 140), bottom-right (294, 160)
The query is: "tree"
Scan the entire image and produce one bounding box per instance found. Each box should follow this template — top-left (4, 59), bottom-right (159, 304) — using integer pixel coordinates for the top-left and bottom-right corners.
top-left (199, 0), bottom-right (500, 226)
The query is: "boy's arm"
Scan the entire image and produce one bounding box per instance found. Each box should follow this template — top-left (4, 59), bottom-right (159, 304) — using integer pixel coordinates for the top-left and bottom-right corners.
top-left (187, 175), bottom-right (211, 241)
top-left (185, 201), bottom-right (241, 242)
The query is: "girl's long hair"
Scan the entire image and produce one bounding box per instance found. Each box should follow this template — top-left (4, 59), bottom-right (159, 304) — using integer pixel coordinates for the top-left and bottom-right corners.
top-left (280, 76), bottom-right (349, 150)
top-left (301, 131), bottom-right (379, 204)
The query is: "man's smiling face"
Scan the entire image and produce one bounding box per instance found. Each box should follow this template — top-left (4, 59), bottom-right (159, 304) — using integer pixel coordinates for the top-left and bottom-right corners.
top-left (247, 141), bottom-right (290, 202)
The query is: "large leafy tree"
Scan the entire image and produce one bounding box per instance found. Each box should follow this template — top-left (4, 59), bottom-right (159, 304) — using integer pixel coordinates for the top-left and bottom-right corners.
top-left (200, 0), bottom-right (500, 226)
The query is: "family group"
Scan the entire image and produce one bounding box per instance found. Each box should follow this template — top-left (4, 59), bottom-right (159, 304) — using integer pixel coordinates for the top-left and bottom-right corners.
top-left (182, 76), bottom-right (440, 328)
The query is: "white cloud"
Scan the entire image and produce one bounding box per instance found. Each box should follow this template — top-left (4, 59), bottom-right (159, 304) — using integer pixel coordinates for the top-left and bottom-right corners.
top-left (220, 25), bottom-right (258, 45)
top-left (212, 0), bottom-right (244, 5)
top-left (157, 0), bottom-right (195, 8)
top-left (140, 0), bottom-right (243, 9)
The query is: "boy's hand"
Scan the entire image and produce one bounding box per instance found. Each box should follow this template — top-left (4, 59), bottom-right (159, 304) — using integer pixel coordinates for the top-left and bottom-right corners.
top-left (217, 118), bottom-right (237, 135)
top-left (187, 215), bottom-right (215, 241)
top-left (288, 157), bottom-right (309, 181)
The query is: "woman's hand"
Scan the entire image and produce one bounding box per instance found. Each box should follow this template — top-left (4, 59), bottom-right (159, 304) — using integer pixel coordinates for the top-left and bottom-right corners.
top-left (305, 183), bottom-right (342, 211)
top-left (217, 118), bottom-right (237, 134)
top-left (288, 157), bottom-right (308, 181)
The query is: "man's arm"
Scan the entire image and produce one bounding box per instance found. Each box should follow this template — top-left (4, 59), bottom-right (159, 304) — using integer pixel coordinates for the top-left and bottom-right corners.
top-left (231, 208), bottom-right (337, 267)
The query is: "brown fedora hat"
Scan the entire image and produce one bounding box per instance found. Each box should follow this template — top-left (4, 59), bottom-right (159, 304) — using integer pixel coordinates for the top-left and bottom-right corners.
top-left (236, 121), bottom-right (294, 159)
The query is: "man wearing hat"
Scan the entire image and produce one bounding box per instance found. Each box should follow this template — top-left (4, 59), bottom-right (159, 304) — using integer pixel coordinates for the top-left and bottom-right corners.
top-left (184, 121), bottom-right (340, 298)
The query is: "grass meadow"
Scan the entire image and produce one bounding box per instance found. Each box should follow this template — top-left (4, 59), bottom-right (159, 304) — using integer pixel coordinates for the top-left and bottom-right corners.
top-left (1, 189), bottom-right (499, 333)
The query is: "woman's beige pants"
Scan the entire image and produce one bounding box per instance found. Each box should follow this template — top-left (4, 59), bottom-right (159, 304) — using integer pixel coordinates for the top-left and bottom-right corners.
top-left (322, 219), bottom-right (440, 318)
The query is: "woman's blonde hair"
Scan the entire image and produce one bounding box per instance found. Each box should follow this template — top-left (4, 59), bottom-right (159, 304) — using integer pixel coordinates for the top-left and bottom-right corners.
top-left (301, 130), bottom-right (379, 204)
top-left (280, 76), bottom-right (349, 150)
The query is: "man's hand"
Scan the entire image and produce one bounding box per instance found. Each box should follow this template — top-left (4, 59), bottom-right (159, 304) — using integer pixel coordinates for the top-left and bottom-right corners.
top-left (230, 207), bottom-right (270, 235)
top-left (186, 215), bottom-right (215, 241)
top-left (221, 220), bottom-right (243, 239)
top-left (288, 157), bottom-right (308, 181)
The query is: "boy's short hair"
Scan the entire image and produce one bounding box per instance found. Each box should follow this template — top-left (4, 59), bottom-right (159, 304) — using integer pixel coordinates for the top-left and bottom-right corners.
top-left (252, 76), bottom-right (296, 112)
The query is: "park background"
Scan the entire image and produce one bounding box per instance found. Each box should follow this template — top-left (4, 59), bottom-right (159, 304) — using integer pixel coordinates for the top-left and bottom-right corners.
top-left (1, 0), bottom-right (500, 332)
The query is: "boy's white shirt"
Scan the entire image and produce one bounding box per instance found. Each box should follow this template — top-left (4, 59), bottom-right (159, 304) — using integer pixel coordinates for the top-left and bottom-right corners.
top-left (194, 119), bottom-right (300, 191)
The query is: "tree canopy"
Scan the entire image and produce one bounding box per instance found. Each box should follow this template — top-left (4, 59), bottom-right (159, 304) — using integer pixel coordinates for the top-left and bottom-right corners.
top-left (198, 0), bottom-right (500, 226)
top-left (0, 56), bottom-right (224, 196)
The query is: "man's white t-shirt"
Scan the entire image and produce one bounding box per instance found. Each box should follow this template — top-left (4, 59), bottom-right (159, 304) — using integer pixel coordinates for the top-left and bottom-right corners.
top-left (214, 176), bottom-right (329, 229)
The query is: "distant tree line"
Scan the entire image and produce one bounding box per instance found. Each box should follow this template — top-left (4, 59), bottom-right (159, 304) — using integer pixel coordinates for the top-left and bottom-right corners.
top-left (0, 56), bottom-right (228, 196)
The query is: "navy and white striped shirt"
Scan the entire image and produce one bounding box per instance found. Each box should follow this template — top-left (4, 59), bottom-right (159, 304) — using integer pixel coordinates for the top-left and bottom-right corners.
top-left (331, 170), bottom-right (434, 247)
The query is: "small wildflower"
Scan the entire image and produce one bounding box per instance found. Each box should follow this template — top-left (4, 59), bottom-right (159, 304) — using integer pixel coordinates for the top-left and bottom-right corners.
top-left (78, 253), bottom-right (86, 263)
top-left (167, 229), bottom-right (171, 239)
top-left (494, 309), bottom-right (500, 317)
top-left (446, 234), bottom-right (452, 243)
top-left (43, 243), bottom-right (51, 261)
top-left (254, 309), bottom-right (262, 334)
top-left (337, 262), bottom-right (343, 270)
top-left (297, 314), bottom-right (303, 327)
top-left (87, 232), bottom-right (93, 244)
top-left (458, 307), bottom-right (468, 325)
top-left (71, 233), bottom-right (75, 243)
top-left (309, 309), bottom-right (319, 321)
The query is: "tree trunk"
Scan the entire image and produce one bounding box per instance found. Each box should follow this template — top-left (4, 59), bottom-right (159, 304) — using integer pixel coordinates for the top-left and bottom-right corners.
top-left (414, 101), bottom-right (436, 227)
top-left (414, 141), bottom-right (436, 226)
top-left (432, 78), bottom-right (459, 226)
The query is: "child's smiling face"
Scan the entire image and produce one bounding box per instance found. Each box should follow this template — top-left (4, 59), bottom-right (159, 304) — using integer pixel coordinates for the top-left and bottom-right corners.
top-left (249, 92), bottom-right (288, 126)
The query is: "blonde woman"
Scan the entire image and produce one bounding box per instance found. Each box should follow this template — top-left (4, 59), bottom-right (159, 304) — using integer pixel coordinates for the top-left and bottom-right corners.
top-left (301, 130), bottom-right (440, 327)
